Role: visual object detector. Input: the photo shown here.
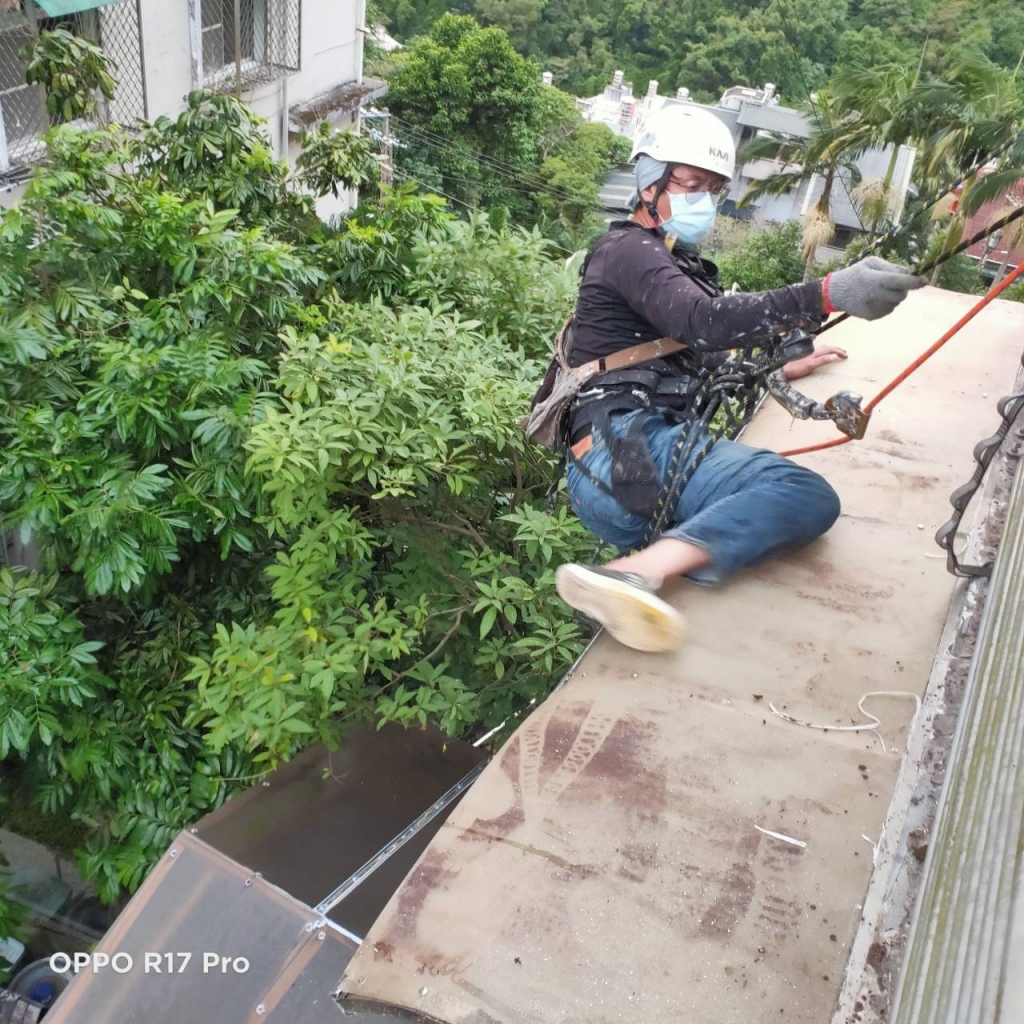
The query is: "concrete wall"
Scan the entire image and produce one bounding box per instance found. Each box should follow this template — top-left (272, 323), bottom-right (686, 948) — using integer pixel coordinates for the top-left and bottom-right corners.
top-left (289, 0), bottom-right (363, 106)
top-left (0, 179), bottom-right (26, 210)
top-left (138, 0), bottom-right (193, 121)
top-left (134, 0), bottom-right (365, 159)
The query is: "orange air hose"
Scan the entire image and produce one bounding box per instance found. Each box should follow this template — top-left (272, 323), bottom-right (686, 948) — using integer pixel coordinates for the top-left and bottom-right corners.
top-left (779, 259), bottom-right (1024, 458)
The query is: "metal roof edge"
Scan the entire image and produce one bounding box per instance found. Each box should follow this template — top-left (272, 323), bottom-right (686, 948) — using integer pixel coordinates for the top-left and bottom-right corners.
top-left (829, 439), bottom-right (1011, 1022)
top-left (888, 384), bottom-right (1024, 1024)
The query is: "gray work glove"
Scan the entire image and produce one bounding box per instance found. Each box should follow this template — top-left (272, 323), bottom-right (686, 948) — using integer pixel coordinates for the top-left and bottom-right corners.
top-left (826, 257), bottom-right (927, 321)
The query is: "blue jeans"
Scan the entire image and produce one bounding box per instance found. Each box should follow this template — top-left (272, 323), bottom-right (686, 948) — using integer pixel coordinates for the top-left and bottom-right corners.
top-left (567, 409), bottom-right (841, 585)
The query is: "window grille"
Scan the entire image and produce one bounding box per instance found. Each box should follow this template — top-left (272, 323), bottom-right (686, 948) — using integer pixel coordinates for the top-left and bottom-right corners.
top-left (199, 0), bottom-right (300, 93)
top-left (0, 0), bottom-right (146, 173)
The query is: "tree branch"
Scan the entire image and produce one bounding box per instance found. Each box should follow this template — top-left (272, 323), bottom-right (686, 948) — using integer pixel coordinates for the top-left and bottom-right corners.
top-left (388, 510), bottom-right (484, 546)
top-left (510, 448), bottom-right (525, 511)
top-left (374, 609), bottom-right (466, 699)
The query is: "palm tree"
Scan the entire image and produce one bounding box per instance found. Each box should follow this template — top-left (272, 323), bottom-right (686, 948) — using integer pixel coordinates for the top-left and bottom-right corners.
top-left (908, 52), bottom-right (1024, 280)
top-left (738, 91), bottom-right (866, 279)
top-left (830, 62), bottom-right (923, 241)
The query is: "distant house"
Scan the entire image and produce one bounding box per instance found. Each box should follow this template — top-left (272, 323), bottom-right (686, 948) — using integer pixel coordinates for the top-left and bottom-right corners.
top-left (960, 175), bottom-right (1024, 280)
top-left (586, 72), bottom-right (916, 256)
top-left (0, 0), bottom-right (386, 217)
top-left (575, 69), bottom-right (637, 138)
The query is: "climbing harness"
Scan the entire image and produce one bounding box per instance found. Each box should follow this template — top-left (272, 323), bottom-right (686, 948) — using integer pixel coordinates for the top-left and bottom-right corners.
top-left (640, 330), bottom-right (813, 544)
top-left (563, 231), bottom-right (732, 528)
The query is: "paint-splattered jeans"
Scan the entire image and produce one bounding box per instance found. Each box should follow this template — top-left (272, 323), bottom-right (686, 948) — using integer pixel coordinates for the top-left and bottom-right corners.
top-left (566, 409), bottom-right (841, 585)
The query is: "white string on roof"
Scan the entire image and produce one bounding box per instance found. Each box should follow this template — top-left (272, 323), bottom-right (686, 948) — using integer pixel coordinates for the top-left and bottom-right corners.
top-left (768, 690), bottom-right (923, 754)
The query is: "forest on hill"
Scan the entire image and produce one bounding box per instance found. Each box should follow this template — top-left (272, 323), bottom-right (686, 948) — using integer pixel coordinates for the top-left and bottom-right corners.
top-left (371, 0), bottom-right (1024, 105)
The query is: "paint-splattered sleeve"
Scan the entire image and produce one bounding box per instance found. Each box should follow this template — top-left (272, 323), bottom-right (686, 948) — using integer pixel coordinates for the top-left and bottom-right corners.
top-left (607, 232), bottom-right (825, 352)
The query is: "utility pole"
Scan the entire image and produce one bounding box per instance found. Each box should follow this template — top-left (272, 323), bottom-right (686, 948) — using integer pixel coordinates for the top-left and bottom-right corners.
top-left (360, 108), bottom-right (395, 198)
top-left (380, 107), bottom-right (393, 192)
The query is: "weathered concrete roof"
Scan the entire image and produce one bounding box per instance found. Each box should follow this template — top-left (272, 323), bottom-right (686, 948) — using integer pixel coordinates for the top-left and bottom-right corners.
top-left (336, 288), bottom-right (1024, 1023)
top-left (289, 77), bottom-right (388, 131)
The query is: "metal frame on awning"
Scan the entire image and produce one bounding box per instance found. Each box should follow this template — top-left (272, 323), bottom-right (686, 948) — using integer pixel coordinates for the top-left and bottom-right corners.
top-left (32, 0), bottom-right (119, 16)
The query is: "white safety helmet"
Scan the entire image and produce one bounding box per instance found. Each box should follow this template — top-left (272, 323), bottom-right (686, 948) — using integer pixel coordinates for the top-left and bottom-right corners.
top-left (630, 105), bottom-right (736, 182)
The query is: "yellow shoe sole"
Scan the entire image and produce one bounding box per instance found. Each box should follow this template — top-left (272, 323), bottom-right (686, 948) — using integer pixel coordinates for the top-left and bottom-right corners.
top-left (555, 565), bottom-right (687, 653)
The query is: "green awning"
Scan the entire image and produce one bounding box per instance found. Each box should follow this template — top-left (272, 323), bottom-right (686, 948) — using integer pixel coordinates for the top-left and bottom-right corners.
top-left (33, 0), bottom-right (120, 16)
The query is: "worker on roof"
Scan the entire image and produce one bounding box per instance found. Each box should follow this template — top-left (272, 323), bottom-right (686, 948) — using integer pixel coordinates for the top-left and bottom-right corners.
top-left (553, 104), bottom-right (925, 652)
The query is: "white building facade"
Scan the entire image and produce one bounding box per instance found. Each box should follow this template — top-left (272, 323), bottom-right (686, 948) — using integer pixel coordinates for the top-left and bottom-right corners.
top-left (0, 0), bottom-right (385, 212)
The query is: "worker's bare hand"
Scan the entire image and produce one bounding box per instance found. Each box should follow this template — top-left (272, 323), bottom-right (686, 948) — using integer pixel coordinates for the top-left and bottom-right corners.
top-left (783, 345), bottom-right (848, 381)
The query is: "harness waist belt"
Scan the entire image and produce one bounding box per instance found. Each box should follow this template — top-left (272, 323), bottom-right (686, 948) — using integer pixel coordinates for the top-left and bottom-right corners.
top-left (570, 373), bottom-right (699, 445)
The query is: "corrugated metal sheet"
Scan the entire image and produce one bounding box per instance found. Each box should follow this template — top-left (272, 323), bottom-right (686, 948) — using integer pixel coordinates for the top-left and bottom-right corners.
top-left (889, 413), bottom-right (1024, 1024)
top-left (44, 832), bottom-right (358, 1024)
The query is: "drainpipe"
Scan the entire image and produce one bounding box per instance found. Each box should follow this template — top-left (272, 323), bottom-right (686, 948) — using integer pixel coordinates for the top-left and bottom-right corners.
top-left (280, 72), bottom-right (288, 161)
top-left (0, 100), bottom-right (10, 174)
top-left (356, 0), bottom-right (366, 86)
top-left (188, 0), bottom-right (203, 90)
top-left (233, 0), bottom-right (242, 98)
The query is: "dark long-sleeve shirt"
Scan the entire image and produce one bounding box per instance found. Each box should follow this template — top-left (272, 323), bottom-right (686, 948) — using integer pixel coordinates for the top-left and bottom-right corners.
top-left (569, 221), bottom-right (824, 370)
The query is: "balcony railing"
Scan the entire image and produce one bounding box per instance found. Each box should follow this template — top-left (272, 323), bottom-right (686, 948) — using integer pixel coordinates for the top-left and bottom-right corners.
top-left (198, 0), bottom-right (300, 94)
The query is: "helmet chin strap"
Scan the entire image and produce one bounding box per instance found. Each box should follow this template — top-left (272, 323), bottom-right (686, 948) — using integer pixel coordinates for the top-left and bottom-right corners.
top-left (646, 164), bottom-right (675, 224)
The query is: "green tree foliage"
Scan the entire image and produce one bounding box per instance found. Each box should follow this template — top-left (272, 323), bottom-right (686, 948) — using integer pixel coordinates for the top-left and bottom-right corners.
top-left (0, 845), bottom-right (26, 971)
top-left (474, 0), bottom-right (545, 53)
top-left (537, 120), bottom-right (632, 249)
top-left (0, 97), bottom-right (591, 906)
top-left (374, 0), bottom-right (1024, 103)
top-left (23, 27), bottom-right (116, 123)
top-left (383, 18), bottom-right (626, 249)
top-left (1004, 279), bottom-right (1024, 303)
top-left (293, 122), bottom-right (380, 199)
top-left (385, 14), bottom-right (543, 211)
top-left (717, 220), bottom-right (807, 292)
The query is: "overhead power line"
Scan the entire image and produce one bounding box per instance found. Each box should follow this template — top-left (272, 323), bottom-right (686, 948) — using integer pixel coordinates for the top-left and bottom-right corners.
top-left (387, 114), bottom-right (586, 203)
top-left (386, 113), bottom-right (633, 216)
top-left (390, 168), bottom-right (579, 259)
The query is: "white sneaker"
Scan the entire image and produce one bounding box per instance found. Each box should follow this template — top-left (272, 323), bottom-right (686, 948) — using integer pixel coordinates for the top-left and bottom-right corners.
top-left (555, 563), bottom-right (687, 653)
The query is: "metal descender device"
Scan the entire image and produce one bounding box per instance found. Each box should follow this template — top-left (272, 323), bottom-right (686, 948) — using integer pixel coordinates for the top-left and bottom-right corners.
top-left (762, 329), bottom-right (871, 440)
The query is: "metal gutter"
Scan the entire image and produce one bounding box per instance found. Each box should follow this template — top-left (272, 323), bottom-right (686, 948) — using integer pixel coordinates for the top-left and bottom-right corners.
top-left (889, 412), bottom-right (1024, 1024)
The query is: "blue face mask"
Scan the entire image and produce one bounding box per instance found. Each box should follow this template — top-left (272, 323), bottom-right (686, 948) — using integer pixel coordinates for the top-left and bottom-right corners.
top-left (660, 191), bottom-right (717, 244)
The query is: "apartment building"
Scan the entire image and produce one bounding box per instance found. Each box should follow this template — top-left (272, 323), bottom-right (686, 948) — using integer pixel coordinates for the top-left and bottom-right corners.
top-left (0, 0), bottom-right (385, 213)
